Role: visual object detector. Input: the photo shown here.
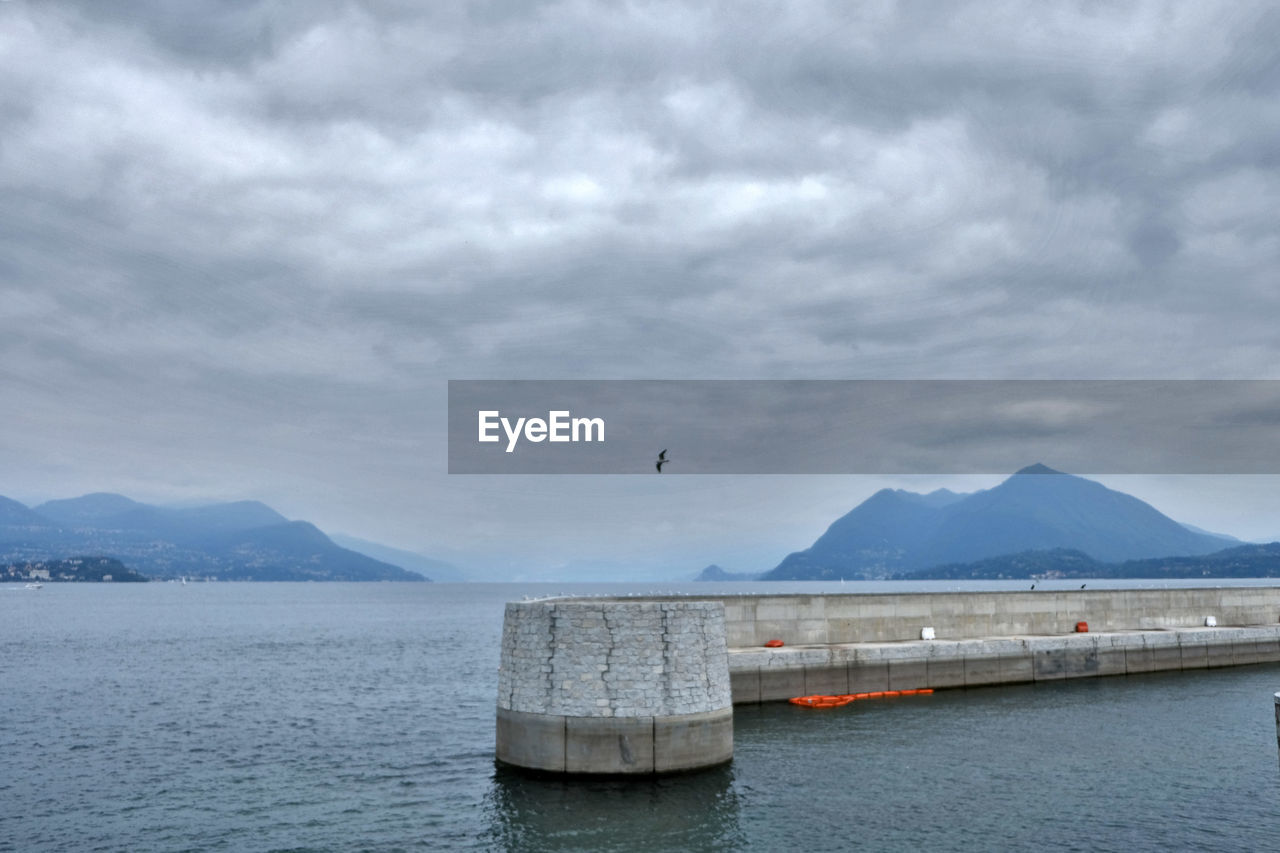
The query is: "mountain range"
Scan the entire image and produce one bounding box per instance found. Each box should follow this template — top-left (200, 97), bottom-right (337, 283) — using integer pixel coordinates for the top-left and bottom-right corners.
top-left (762, 464), bottom-right (1239, 581)
top-left (0, 492), bottom-right (428, 582)
top-left (9, 466), bottom-right (1268, 583)
top-left (900, 542), bottom-right (1280, 580)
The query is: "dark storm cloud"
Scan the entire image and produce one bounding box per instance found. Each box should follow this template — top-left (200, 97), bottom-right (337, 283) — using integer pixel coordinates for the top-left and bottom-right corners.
top-left (3, 0), bottom-right (1280, 564)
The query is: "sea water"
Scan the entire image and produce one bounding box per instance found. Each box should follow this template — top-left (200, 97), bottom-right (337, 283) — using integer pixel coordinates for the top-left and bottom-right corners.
top-left (3, 581), bottom-right (1279, 852)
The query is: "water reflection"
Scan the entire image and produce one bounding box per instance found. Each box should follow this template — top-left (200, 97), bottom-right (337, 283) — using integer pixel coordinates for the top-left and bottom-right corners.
top-left (481, 763), bottom-right (744, 852)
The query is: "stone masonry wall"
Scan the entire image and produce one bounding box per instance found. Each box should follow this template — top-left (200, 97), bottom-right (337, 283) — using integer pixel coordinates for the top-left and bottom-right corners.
top-left (497, 599), bottom-right (731, 718)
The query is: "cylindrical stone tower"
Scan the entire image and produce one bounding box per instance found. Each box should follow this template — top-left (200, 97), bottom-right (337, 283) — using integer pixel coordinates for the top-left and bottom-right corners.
top-left (496, 598), bottom-right (733, 775)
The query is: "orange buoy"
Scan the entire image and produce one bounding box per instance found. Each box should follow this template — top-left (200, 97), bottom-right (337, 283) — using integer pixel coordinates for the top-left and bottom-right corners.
top-left (1075, 621), bottom-right (1089, 633)
top-left (764, 639), bottom-right (785, 648)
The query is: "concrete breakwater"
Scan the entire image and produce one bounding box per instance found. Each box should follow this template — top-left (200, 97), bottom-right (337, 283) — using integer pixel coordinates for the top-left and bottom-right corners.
top-left (719, 588), bottom-right (1280, 703)
top-left (496, 588), bottom-right (1280, 775)
top-left (732, 624), bottom-right (1280, 703)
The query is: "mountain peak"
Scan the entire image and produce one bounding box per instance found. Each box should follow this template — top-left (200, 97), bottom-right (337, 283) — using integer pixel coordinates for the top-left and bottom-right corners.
top-left (765, 464), bottom-right (1229, 581)
top-left (694, 564), bottom-right (760, 582)
top-left (1013, 463), bottom-right (1063, 476)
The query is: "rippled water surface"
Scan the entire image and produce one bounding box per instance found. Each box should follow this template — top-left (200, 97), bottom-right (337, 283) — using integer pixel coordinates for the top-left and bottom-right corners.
top-left (3, 581), bottom-right (1280, 852)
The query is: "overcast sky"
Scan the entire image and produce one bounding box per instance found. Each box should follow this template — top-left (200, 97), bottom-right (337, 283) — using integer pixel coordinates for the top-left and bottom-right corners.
top-left (3, 1), bottom-right (1280, 580)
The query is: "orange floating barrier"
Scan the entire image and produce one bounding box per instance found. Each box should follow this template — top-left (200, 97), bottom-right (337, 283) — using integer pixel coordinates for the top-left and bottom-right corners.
top-left (764, 639), bottom-right (785, 648)
top-left (789, 687), bottom-right (936, 707)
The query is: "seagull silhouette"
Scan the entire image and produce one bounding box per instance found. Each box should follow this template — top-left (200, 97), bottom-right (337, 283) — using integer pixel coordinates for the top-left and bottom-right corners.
top-left (655, 449), bottom-right (668, 473)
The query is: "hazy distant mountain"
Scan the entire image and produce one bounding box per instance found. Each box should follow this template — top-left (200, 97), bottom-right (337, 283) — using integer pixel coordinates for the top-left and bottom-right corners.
top-left (898, 548), bottom-right (1104, 580)
top-left (901, 542), bottom-right (1280, 580)
top-left (34, 492), bottom-right (146, 524)
top-left (1117, 542), bottom-right (1280, 578)
top-left (0, 495), bottom-right (54, 528)
top-left (204, 521), bottom-right (421, 581)
top-left (0, 493), bottom-right (423, 581)
top-left (1178, 522), bottom-right (1241, 544)
top-left (765, 464), bottom-right (1229, 581)
top-left (693, 564), bottom-right (762, 582)
top-left (765, 488), bottom-right (949, 580)
top-left (330, 534), bottom-right (462, 581)
top-left (74, 500), bottom-right (290, 543)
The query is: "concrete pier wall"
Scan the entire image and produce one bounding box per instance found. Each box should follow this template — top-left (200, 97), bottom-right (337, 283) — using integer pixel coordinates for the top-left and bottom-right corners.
top-left (728, 625), bottom-right (1280, 703)
top-left (718, 588), bottom-right (1280, 703)
top-left (720, 587), bottom-right (1280, 647)
top-left (495, 599), bottom-right (733, 775)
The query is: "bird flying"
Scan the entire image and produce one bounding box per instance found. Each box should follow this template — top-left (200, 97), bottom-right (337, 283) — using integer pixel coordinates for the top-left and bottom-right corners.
top-left (656, 449), bottom-right (668, 473)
